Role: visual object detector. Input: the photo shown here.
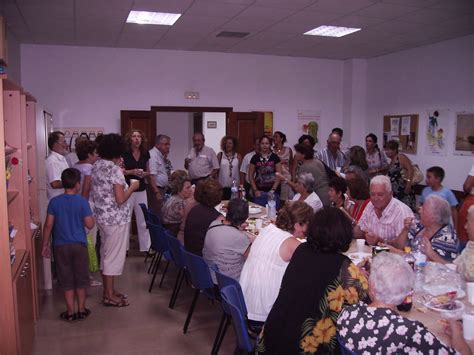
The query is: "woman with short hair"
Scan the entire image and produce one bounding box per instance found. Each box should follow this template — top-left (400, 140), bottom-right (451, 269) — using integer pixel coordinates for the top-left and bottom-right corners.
top-left (240, 201), bottom-right (314, 325)
top-left (337, 252), bottom-right (468, 354)
top-left (203, 199), bottom-right (250, 281)
top-left (184, 178), bottom-right (223, 256)
top-left (91, 134), bottom-right (139, 307)
top-left (343, 145), bottom-right (369, 183)
top-left (217, 135), bottom-right (242, 200)
top-left (162, 170), bottom-right (193, 237)
top-left (291, 172), bottom-right (323, 212)
top-left (346, 175), bottom-right (370, 222)
top-left (273, 131), bottom-right (293, 203)
top-left (328, 176), bottom-right (347, 209)
top-left (257, 208), bottom-right (368, 354)
top-left (454, 205), bottom-right (474, 281)
top-left (397, 194), bottom-right (459, 263)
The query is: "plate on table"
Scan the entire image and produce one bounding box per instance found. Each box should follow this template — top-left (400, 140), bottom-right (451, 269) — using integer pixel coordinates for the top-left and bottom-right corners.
top-left (424, 299), bottom-right (465, 313)
top-left (423, 285), bottom-right (466, 299)
top-left (347, 252), bottom-right (371, 265)
top-left (249, 206), bottom-right (262, 215)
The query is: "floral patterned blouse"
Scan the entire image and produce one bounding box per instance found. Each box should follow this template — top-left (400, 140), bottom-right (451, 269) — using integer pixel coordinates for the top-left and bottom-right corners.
top-left (256, 243), bottom-right (369, 354)
top-left (91, 159), bottom-right (131, 226)
top-left (162, 195), bottom-right (185, 225)
top-left (408, 221), bottom-right (460, 262)
top-left (337, 302), bottom-right (456, 354)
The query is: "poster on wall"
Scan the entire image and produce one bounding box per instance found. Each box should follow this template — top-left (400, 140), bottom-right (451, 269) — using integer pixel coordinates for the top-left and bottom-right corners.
top-left (56, 127), bottom-right (104, 152)
top-left (454, 112), bottom-right (474, 156)
top-left (297, 109), bottom-right (321, 147)
top-left (425, 109), bottom-right (449, 156)
top-left (263, 112), bottom-right (273, 137)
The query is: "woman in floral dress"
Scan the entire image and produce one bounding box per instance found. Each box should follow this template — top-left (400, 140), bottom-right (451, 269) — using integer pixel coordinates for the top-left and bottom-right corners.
top-left (337, 252), bottom-right (469, 354)
top-left (256, 208), bottom-right (368, 354)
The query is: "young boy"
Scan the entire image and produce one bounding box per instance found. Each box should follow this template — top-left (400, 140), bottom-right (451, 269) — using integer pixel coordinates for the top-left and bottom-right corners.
top-left (42, 168), bottom-right (94, 322)
top-left (421, 166), bottom-right (458, 228)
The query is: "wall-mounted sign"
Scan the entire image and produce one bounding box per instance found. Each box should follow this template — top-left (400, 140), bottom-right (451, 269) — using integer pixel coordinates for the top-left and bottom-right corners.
top-left (207, 121), bottom-right (217, 129)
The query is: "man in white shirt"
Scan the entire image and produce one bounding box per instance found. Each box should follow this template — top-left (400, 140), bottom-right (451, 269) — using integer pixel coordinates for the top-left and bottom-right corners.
top-left (45, 131), bottom-right (69, 201)
top-left (148, 134), bottom-right (172, 215)
top-left (240, 137), bottom-right (259, 200)
top-left (184, 132), bottom-right (219, 185)
top-left (315, 132), bottom-right (346, 171)
top-left (354, 175), bottom-right (414, 246)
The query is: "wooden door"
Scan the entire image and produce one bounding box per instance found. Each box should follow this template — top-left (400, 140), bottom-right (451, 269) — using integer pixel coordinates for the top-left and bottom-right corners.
top-left (227, 112), bottom-right (264, 156)
top-left (120, 110), bottom-right (156, 149)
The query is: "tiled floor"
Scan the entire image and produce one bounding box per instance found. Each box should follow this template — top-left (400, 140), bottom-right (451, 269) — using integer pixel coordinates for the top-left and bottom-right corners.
top-left (32, 252), bottom-right (236, 355)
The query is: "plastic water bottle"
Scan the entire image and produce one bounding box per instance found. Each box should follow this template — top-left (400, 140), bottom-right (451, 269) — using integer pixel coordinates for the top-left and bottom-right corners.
top-left (403, 246), bottom-right (415, 270)
top-left (230, 180), bottom-right (239, 200)
top-left (412, 236), bottom-right (427, 291)
top-left (267, 190), bottom-right (276, 220)
top-left (239, 184), bottom-right (246, 200)
top-left (397, 247), bottom-right (415, 312)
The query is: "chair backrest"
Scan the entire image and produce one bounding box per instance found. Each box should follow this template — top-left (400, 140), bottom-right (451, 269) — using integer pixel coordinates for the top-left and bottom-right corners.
top-left (214, 269), bottom-right (247, 316)
top-left (166, 233), bottom-right (186, 269)
top-left (182, 250), bottom-right (215, 291)
top-left (148, 222), bottom-right (170, 254)
top-left (148, 209), bottom-right (161, 226)
top-left (337, 335), bottom-right (356, 355)
top-left (220, 286), bottom-right (254, 353)
top-left (139, 203), bottom-right (150, 225)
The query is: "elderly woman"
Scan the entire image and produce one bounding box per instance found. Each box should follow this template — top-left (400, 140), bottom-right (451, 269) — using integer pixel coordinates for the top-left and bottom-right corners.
top-left (203, 199), bottom-right (250, 281)
top-left (294, 143), bottom-right (330, 207)
top-left (257, 208), bottom-right (368, 354)
top-left (346, 175), bottom-right (370, 222)
top-left (240, 201), bottom-right (313, 325)
top-left (91, 134), bottom-right (139, 307)
top-left (337, 253), bottom-right (469, 354)
top-left (289, 172), bottom-right (323, 212)
top-left (328, 176), bottom-right (347, 209)
top-left (454, 205), bottom-right (474, 281)
top-left (397, 194), bottom-right (459, 263)
top-left (162, 170), bottom-right (194, 237)
top-left (183, 178), bottom-right (223, 256)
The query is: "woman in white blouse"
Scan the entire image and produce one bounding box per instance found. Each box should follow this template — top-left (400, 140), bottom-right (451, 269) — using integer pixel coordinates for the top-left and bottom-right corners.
top-left (291, 172), bottom-right (323, 213)
top-left (217, 135), bottom-right (242, 200)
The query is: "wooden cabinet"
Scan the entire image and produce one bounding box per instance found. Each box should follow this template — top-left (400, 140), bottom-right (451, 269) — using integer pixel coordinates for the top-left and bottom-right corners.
top-left (0, 78), bottom-right (39, 354)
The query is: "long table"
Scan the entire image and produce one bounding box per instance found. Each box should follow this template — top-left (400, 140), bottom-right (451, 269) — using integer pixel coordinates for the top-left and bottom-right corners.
top-left (346, 240), bottom-right (474, 351)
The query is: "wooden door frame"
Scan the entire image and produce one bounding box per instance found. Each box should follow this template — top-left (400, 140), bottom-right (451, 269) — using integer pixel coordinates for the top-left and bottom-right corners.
top-left (150, 106), bottom-right (233, 134)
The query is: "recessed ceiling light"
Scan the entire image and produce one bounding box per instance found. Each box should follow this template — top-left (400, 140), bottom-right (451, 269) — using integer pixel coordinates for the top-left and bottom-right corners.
top-left (126, 11), bottom-right (181, 26)
top-left (304, 25), bottom-right (361, 37)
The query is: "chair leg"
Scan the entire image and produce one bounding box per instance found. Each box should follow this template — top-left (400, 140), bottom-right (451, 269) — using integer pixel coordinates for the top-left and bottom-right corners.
top-left (148, 253), bottom-right (163, 293)
top-left (212, 312), bottom-right (230, 355)
top-left (147, 252), bottom-right (156, 273)
top-left (169, 268), bottom-right (185, 309)
top-left (183, 289), bottom-right (200, 334)
top-left (168, 268), bottom-right (183, 309)
top-left (215, 316), bottom-right (231, 354)
top-left (144, 246), bottom-right (152, 263)
top-left (158, 260), bottom-right (170, 288)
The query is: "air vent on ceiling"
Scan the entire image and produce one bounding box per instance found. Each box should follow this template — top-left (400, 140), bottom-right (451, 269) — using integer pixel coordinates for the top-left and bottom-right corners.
top-left (216, 31), bottom-right (249, 38)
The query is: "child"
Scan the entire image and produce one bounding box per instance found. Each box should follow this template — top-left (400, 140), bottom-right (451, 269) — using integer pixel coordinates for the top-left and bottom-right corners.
top-left (42, 168), bottom-right (94, 322)
top-left (421, 166), bottom-right (458, 229)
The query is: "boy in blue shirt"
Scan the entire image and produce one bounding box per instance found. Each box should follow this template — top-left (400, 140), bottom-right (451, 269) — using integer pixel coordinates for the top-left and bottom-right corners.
top-left (42, 168), bottom-right (94, 322)
top-left (421, 166), bottom-right (458, 228)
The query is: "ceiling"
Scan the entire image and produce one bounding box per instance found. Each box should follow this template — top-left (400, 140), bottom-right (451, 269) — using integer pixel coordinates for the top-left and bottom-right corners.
top-left (1, 0), bottom-right (473, 60)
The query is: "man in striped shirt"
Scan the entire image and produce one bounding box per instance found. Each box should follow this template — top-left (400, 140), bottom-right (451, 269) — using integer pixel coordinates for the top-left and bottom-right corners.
top-left (354, 175), bottom-right (414, 246)
top-left (315, 132), bottom-right (346, 171)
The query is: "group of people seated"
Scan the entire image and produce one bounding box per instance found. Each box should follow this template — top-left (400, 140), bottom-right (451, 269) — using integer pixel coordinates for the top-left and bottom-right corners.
top-left (44, 127), bottom-right (474, 352)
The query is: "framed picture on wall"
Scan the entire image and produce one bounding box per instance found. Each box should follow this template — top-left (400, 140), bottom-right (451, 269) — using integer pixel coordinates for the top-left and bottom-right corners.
top-left (454, 112), bottom-right (474, 156)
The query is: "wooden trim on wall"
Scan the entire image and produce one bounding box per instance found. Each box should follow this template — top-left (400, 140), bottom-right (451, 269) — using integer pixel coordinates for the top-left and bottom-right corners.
top-left (150, 106), bottom-right (233, 113)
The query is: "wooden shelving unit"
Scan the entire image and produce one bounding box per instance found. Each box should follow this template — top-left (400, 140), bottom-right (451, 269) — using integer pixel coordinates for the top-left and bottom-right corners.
top-left (0, 78), bottom-right (40, 355)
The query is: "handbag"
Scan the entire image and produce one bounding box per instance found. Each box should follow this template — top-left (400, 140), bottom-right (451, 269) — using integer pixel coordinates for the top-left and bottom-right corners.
top-left (87, 233), bottom-right (99, 273)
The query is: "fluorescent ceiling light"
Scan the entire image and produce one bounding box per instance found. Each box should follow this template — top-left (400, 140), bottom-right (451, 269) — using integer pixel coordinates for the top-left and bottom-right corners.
top-left (304, 25), bottom-right (361, 37)
top-left (126, 11), bottom-right (181, 26)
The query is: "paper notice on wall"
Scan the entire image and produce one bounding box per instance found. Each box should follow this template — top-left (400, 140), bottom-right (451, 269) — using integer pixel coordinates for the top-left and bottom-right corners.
top-left (425, 109), bottom-right (449, 156)
top-left (390, 117), bottom-right (400, 136)
top-left (297, 109), bottom-right (321, 146)
top-left (401, 116), bottom-right (411, 135)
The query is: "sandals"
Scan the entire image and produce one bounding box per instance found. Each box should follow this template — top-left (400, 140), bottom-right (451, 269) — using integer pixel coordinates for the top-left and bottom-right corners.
top-left (59, 311), bottom-right (77, 322)
top-left (103, 297), bottom-right (129, 307)
top-left (77, 308), bottom-right (91, 320)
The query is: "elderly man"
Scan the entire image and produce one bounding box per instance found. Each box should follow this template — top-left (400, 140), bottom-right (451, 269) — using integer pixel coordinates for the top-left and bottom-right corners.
top-left (454, 205), bottom-right (474, 281)
top-left (184, 132), bottom-right (219, 185)
top-left (354, 175), bottom-right (414, 246)
top-left (148, 134), bottom-right (172, 215)
top-left (45, 131), bottom-right (70, 201)
top-left (315, 132), bottom-right (346, 171)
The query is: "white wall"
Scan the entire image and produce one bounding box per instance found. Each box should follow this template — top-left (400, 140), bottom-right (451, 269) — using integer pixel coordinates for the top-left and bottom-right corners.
top-left (20, 45), bottom-right (344, 148)
top-left (202, 112), bottom-right (226, 154)
top-left (155, 111), bottom-right (192, 170)
top-left (366, 34), bottom-right (474, 190)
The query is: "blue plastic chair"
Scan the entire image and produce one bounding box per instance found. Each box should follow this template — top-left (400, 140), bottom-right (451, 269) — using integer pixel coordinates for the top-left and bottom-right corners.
top-left (166, 234), bottom-right (187, 309)
top-left (182, 250), bottom-right (218, 334)
top-left (147, 223), bottom-right (172, 293)
top-left (220, 285), bottom-right (254, 354)
top-left (338, 335), bottom-right (357, 355)
top-left (211, 269), bottom-right (248, 355)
